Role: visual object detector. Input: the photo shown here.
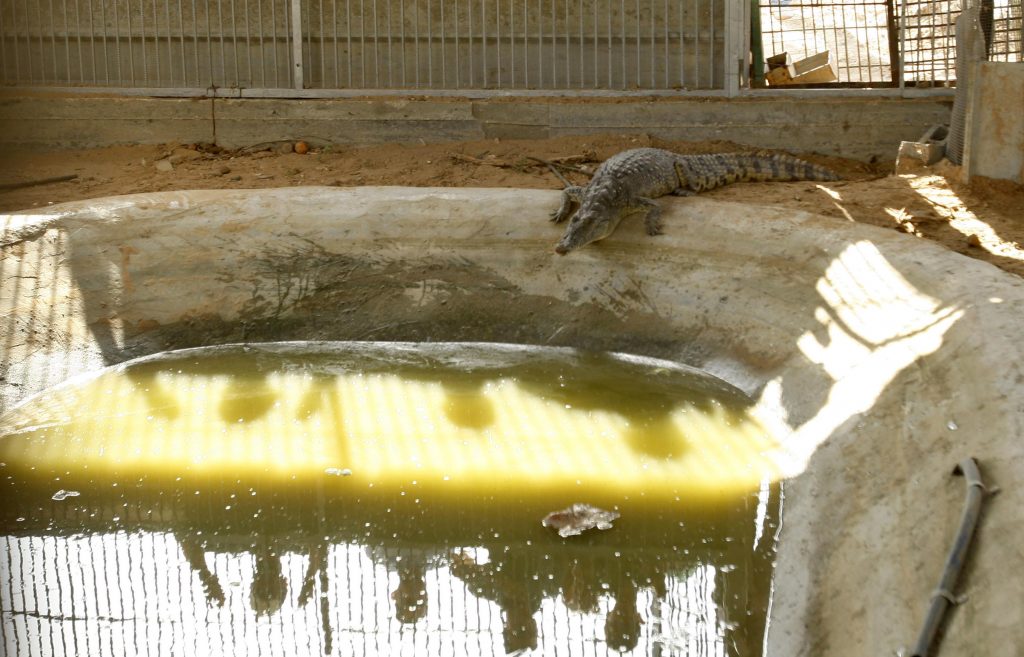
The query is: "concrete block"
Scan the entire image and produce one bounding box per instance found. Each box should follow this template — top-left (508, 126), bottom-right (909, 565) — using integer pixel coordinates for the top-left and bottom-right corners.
top-left (964, 62), bottom-right (1024, 184)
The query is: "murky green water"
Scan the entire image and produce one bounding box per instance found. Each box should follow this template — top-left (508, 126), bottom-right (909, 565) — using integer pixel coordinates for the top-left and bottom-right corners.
top-left (0, 342), bottom-right (781, 656)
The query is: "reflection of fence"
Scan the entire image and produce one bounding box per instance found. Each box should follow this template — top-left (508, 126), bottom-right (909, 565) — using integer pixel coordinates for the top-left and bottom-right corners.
top-left (1, 532), bottom-right (735, 657)
top-left (0, 0), bottom-right (725, 92)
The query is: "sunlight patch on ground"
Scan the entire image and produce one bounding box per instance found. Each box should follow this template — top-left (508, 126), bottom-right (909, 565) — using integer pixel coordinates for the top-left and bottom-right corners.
top-left (906, 174), bottom-right (1024, 262)
top-left (754, 240), bottom-right (963, 476)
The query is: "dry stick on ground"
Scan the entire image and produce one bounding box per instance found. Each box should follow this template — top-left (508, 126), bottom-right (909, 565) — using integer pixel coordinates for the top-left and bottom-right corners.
top-left (0, 174), bottom-right (78, 191)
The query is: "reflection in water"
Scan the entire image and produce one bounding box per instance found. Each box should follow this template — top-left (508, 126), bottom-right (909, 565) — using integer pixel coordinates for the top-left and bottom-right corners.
top-left (0, 342), bottom-right (782, 656)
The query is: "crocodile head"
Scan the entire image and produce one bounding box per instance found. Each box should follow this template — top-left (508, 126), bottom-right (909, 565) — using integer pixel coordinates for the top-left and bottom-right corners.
top-left (554, 206), bottom-right (622, 255)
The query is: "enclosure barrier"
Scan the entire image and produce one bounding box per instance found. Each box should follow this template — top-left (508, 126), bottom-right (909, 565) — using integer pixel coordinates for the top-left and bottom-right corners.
top-left (0, 0), bottom-right (1017, 94)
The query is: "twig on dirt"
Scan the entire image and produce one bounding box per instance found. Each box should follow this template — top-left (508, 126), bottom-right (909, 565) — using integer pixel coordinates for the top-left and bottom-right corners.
top-left (0, 174), bottom-right (78, 191)
top-left (524, 156), bottom-right (593, 176)
top-left (526, 156), bottom-right (573, 187)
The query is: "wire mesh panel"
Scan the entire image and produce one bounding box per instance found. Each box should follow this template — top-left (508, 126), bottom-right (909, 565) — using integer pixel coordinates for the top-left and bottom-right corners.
top-left (0, 0), bottom-right (297, 89)
top-left (296, 0), bottom-right (724, 90)
top-left (758, 0), bottom-right (895, 84)
top-left (0, 0), bottom-right (725, 91)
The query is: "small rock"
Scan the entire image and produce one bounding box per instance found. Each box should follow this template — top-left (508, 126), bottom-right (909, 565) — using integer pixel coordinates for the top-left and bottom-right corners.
top-left (966, 234), bottom-right (982, 248)
top-left (277, 142), bottom-right (294, 154)
top-left (229, 175), bottom-right (242, 182)
top-left (295, 141), bottom-right (309, 154)
top-left (155, 159), bottom-right (173, 172)
top-left (218, 165), bottom-right (231, 175)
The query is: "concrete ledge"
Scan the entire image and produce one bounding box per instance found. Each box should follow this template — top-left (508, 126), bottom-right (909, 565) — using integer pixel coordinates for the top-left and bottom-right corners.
top-left (0, 92), bottom-right (951, 161)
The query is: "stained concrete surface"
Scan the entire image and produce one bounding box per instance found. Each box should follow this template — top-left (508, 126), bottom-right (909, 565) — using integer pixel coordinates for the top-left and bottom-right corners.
top-left (1, 187), bottom-right (1023, 655)
top-left (0, 92), bottom-right (952, 162)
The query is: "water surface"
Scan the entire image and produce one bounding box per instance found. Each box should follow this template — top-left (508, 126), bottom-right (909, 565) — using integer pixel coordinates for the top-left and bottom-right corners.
top-left (0, 342), bottom-right (782, 656)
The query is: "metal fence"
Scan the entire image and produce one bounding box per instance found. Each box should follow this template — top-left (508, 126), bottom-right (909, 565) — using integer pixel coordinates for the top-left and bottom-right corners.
top-left (758, 0), bottom-right (1022, 85)
top-left (0, 0), bottom-right (726, 92)
top-left (0, 0), bottom-right (1019, 93)
top-left (900, 0), bottom-right (1023, 82)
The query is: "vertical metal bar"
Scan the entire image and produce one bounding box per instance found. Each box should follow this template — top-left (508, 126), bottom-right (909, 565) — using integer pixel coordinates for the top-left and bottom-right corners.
top-left (400, 0), bottom-right (405, 86)
top-left (708, 0), bottom-right (714, 87)
top-left (602, 0), bottom-right (610, 86)
top-left (650, 0), bottom-right (656, 87)
top-left (564, 0), bottom-right (569, 86)
top-left (445, 0), bottom-right (450, 88)
top-left (126, 0), bottom-right (137, 84)
top-left (664, 0), bottom-right (669, 87)
top-left (426, 0), bottom-right (431, 86)
top-left (230, 0), bottom-right (239, 86)
top-left (191, 0), bottom-right (200, 87)
top-left (270, 0), bottom-right (279, 86)
top-left (89, 0), bottom-right (98, 84)
top-left (319, 0), bottom-right (325, 87)
top-left (140, 0), bottom-right (150, 86)
top-left (484, 0), bottom-right (489, 87)
top-left (0, 3), bottom-right (7, 83)
top-left (291, 0), bottom-right (304, 87)
top-left (372, 0), bottom-right (379, 86)
top-left (510, 0), bottom-right (515, 86)
top-left (47, 0), bottom-right (57, 83)
top-left (217, 0), bottom-right (227, 86)
top-left (412, 0), bottom-right (418, 86)
top-left (347, 0), bottom-right (353, 86)
top-left (552, 0), bottom-right (558, 86)
top-left (178, 0), bottom-right (187, 86)
top-left (386, 0), bottom-right (393, 86)
top-left (592, 0), bottom-right (597, 87)
top-left (257, 0), bottom-right (267, 87)
top-left (470, 0), bottom-right (477, 86)
top-left (899, 0), bottom-right (906, 89)
top-left (678, 0), bottom-right (684, 87)
top-left (578, 0), bottom-right (583, 88)
top-left (335, 0), bottom-right (341, 88)
top-left (636, 0), bottom-right (640, 85)
top-left (244, 0), bottom-right (253, 86)
top-left (620, 0), bottom-right (625, 88)
top-left (537, 0), bottom-right (542, 87)
top-left (158, 0), bottom-right (167, 85)
top-left (693, 0), bottom-right (700, 87)
top-left (112, 0), bottom-right (122, 84)
top-left (63, 0), bottom-right (72, 83)
top-left (497, 0), bottom-right (502, 87)
top-left (524, 0), bottom-right (529, 87)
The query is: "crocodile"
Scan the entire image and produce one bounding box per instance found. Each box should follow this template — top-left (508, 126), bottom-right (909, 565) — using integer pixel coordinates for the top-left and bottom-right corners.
top-left (550, 147), bottom-right (840, 254)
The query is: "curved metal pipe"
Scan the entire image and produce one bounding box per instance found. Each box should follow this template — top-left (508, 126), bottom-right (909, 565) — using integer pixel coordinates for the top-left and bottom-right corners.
top-left (909, 457), bottom-right (987, 657)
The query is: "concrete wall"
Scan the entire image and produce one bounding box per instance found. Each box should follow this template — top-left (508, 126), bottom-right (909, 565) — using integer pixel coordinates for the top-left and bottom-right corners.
top-left (0, 92), bottom-right (951, 161)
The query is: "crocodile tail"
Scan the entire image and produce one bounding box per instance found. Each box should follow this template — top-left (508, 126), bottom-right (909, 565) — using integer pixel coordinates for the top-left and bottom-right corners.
top-left (678, 153), bottom-right (840, 192)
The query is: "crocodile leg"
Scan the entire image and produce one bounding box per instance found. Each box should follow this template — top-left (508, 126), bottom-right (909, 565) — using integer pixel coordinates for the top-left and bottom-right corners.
top-left (630, 197), bottom-right (664, 236)
top-left (550, 186), bottom-right (585, 223)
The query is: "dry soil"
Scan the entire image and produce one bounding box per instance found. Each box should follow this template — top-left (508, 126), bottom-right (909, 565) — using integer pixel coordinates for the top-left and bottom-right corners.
top-left (1, 133), bottom-right (1021, 277)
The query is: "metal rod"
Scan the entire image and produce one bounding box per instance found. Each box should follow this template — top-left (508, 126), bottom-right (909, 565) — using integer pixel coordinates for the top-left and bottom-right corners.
top-left (909, 458), bottom-right (988, 657)
top-left (386, 0), bottom-right (393, 87)
top-left (484, 0), bottom-right (490, 87)
top-left (63, 0), bottom-right (72, 84)
top-left (469, 0), bottom-right (475, 86)
top-left (291, 0), bottom-right (303, 88)
top-left (372, 0), bottom-right (379, 86)
top-left (333, 0), bottom-right (340, 88)
top-left (140, 0), bottom-right (149, 86)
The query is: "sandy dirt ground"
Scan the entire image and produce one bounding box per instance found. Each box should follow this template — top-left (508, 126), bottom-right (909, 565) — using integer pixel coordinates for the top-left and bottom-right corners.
top-left (1, 133), bottom-right (1021, 278)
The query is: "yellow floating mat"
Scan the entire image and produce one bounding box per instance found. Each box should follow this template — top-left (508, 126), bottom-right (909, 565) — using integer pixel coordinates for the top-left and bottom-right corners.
top-left (0, 343), bottom-right (785, 501)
